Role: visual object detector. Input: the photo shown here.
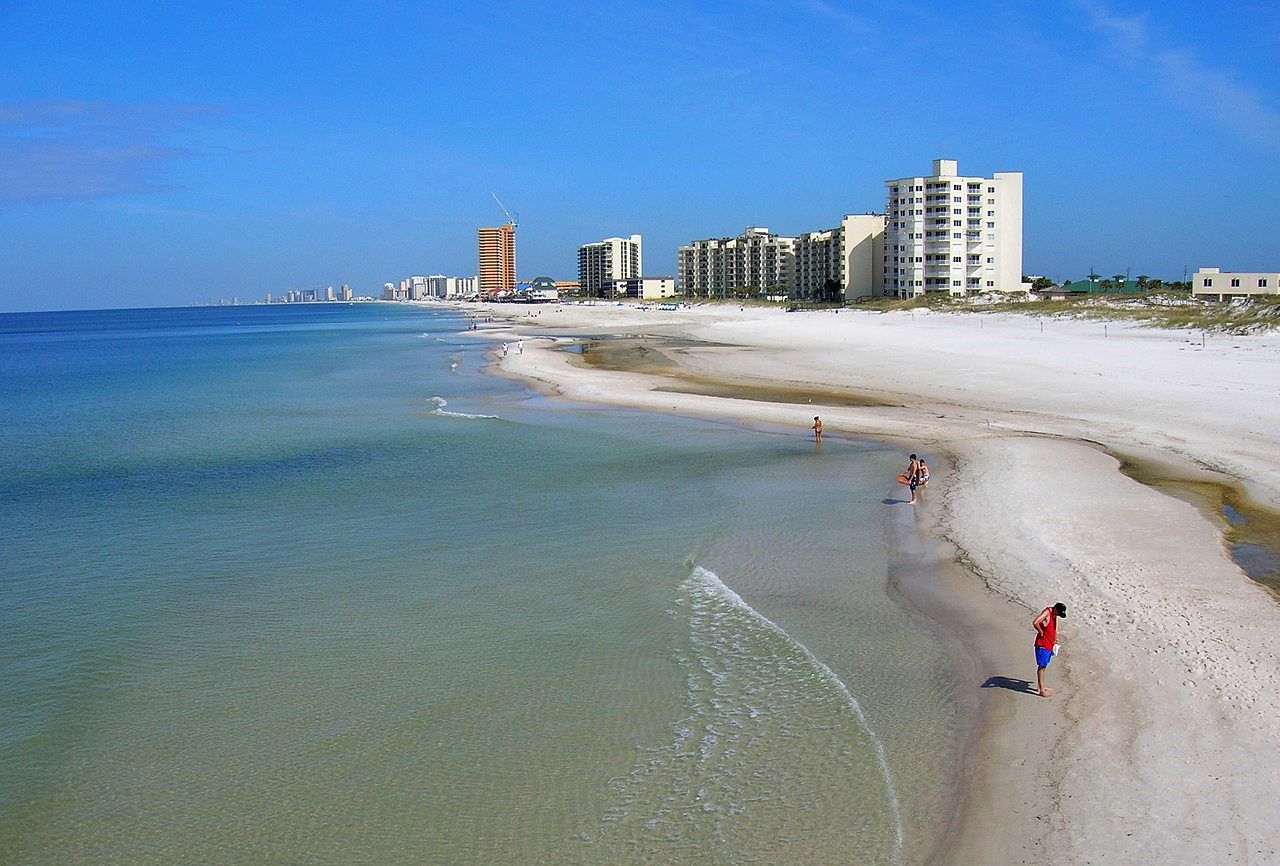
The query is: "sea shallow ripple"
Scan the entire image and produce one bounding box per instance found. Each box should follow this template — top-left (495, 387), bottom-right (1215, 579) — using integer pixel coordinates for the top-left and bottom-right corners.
top-left (0, 304), bottom-right (959, 865)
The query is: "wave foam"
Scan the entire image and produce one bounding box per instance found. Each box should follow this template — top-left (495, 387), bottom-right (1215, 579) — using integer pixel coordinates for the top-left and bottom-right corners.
top-left (430, 396), bottom-right (497, 420)
top-left (590, 565), bottom-right (904, 861)
top-left (683, 566), bottom-right (904, 857)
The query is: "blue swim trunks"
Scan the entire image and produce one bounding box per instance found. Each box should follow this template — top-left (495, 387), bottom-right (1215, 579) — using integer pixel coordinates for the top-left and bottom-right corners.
top-left (1035, 647), bottom-right (1054, 668)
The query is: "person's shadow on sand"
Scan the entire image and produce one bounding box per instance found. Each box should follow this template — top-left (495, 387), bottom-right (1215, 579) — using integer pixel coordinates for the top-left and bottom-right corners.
top-left (881, 497), bottom-right (912, 505)
top-left (981, 675), bottom-right (1038, 695)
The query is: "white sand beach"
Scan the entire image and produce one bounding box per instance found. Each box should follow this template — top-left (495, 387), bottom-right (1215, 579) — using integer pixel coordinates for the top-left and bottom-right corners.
top-left (465, 301), bottom-right (1280, 865)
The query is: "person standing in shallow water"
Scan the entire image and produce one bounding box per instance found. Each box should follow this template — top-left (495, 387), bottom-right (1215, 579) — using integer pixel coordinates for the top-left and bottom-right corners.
top-left (1033, 602), bottom-right (1067, 698)
top-left (906, 453), bottom-right (922, 504)
top-left (812, 416), bottom-right (822, 442)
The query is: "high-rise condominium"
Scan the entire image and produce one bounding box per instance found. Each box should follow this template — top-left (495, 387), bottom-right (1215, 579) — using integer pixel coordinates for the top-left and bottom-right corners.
top-left (477, 224), bottom-right (517, 296)
top-left (677, 227), bottom-right (795, 297)
top-left (792, 214), bottom-right (886, 302)
top-left (883, 159), bottom-right (1023, 297)
top-left (578, 235), bottom-right (643, 297)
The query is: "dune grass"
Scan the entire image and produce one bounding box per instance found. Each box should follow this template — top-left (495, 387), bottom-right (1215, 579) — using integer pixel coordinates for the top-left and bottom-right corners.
top-left (853, 292), bottom-right (1280, 333)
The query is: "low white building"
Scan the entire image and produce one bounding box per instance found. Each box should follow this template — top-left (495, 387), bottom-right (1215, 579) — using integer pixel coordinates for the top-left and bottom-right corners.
top-left (607, 276), bottom-right (676, 300)
top-left (1192, 268), bottom-right (1280, 300)
top-left (415, 275), bottom-right (477, 298)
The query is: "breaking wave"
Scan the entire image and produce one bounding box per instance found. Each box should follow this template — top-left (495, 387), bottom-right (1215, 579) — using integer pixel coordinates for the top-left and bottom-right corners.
top-left (430, 396), bottom-right (498, 420)
top-left (584, 565), bottom-right (903, 863)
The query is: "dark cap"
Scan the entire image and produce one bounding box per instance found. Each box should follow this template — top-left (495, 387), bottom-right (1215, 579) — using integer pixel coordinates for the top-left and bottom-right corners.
top-left (1053, 602), bottom-right (1067, 617)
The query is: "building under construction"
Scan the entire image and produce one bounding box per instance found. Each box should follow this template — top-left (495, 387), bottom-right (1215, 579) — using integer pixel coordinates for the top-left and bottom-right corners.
top-left (477, 224), bottom-right (516, 296)
top-left (478, 194), bottom-right (518, 296)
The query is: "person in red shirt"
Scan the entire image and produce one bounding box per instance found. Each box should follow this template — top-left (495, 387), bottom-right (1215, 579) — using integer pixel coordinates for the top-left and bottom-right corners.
top-left (1033, 602), bottom-right (1068, 698)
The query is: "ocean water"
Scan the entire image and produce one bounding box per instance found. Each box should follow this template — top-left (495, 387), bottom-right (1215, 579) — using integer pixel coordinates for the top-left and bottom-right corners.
top-left (0, 304), bottom-right (960, 865)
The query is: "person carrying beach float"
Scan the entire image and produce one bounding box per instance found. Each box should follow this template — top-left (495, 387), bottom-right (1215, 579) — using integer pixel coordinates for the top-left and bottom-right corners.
top-left (904, 453), bottom-right (922, 504)
top-left (812, 416), bottom-right (823, 442)
top-left (1033, 602), bottom-right (1067, 698)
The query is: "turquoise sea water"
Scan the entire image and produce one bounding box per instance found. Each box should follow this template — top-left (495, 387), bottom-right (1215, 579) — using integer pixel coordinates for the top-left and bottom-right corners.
top-left (0, 304), bottom-right (960, 865)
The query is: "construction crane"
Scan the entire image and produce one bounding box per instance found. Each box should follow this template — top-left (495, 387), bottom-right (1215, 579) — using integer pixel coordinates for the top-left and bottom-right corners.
top-left (490, 192), bottom-right (518, 228)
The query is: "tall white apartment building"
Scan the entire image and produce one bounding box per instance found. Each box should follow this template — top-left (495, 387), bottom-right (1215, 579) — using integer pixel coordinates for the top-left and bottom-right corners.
top-left (792, 214), bottom-right (886, 301)
top-left (884, 159), bottom-right (1024, 297)
top-left (677, 227), bottom-right (796, 297)
top-left (578, 235), bottom-right (643, 297)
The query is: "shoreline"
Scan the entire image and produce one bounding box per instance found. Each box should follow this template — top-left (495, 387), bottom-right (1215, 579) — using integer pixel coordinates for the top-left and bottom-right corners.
top-left (457, 300), bottom-right (1280, 865)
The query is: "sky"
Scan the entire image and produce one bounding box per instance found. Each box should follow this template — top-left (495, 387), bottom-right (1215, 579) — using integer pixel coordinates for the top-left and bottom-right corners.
top-left (2, 0), bottom-right (1279, 311)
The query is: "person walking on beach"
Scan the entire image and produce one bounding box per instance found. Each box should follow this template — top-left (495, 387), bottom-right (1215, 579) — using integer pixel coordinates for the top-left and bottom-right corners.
top-left (502, 342), bottom-right (509, 357)
top-left (906, 453), bottom-right (922, 505)
top-left (1033, 602), bottom-right (1067, 698)
top-left (812, 416), bottom-right (823, 442)
top-left (517, 340), bottom-right (524, 354)
top-left (917, 457), bottom-right (930, 488)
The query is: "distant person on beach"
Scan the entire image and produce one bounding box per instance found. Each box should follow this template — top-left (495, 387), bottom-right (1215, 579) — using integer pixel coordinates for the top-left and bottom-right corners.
top-left (906, 453), bottom-right (922, 504)
top-left (812, 416), bottom-right (822, 442)
top-left (517, 340), bottom-right (524, 354)
top-left (918, 457), bottom-right (930, 488)
top-left (1033, 602), bottom-right (1067, 698)
top-left (502, 342), bottom-right (509, 357)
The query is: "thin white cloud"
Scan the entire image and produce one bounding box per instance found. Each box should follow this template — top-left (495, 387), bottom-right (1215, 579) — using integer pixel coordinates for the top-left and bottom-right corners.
top-left (1075, 0), bottom-right (1280, 147)
top-left (0, 101), bottom-right (216, 205)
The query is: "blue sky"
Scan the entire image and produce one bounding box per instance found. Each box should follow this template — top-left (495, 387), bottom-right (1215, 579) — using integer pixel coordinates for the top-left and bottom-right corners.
top-left (2, 0), bottom-right (1279, 311)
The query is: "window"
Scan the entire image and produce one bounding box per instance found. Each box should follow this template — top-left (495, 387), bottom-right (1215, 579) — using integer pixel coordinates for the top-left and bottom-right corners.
top-left (953, 184), bottom-right (962, 190)
top-left (986, 280), bottom-right (994, 287)
top-left (914, 256), bottom-right (923, 263)
top-left (1231, 278), bottom-right (1240, 287)
top-left (987, 210), bottom-right (995, 216)
top-left (986, 257), bottom-right (994, 264)
top-left (952, 279), bottom-right (962, 286)
top-left (953, 220), bottom-right (962, 227)
top-left (988, 198), bottom-right (995, 204)
top-left (1261, 278), bottom-right (1269, 287)
top-left (952, 256), bottom-right (962, 263)
top-left (987, 187), bottom-right (995, 193)
top-left (953, 196), bottom-right (961, 202)
top-left (953, 232), bottom-right (962, 239)
top-left (1203, 278), bottom-right (1213, 286)
top-left (953, 208), bottom-right (961, 215)
top-left (987, 221), bottom-right (995, 228)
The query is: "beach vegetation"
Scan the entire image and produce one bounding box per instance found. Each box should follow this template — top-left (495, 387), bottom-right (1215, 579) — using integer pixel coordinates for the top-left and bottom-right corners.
top-left (853, 291), bottom-right (1280, 333)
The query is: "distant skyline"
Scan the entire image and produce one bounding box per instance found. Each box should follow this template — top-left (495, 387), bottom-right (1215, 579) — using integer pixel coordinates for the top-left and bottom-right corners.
top-left (2, 1), bottom-right (1279, 311)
